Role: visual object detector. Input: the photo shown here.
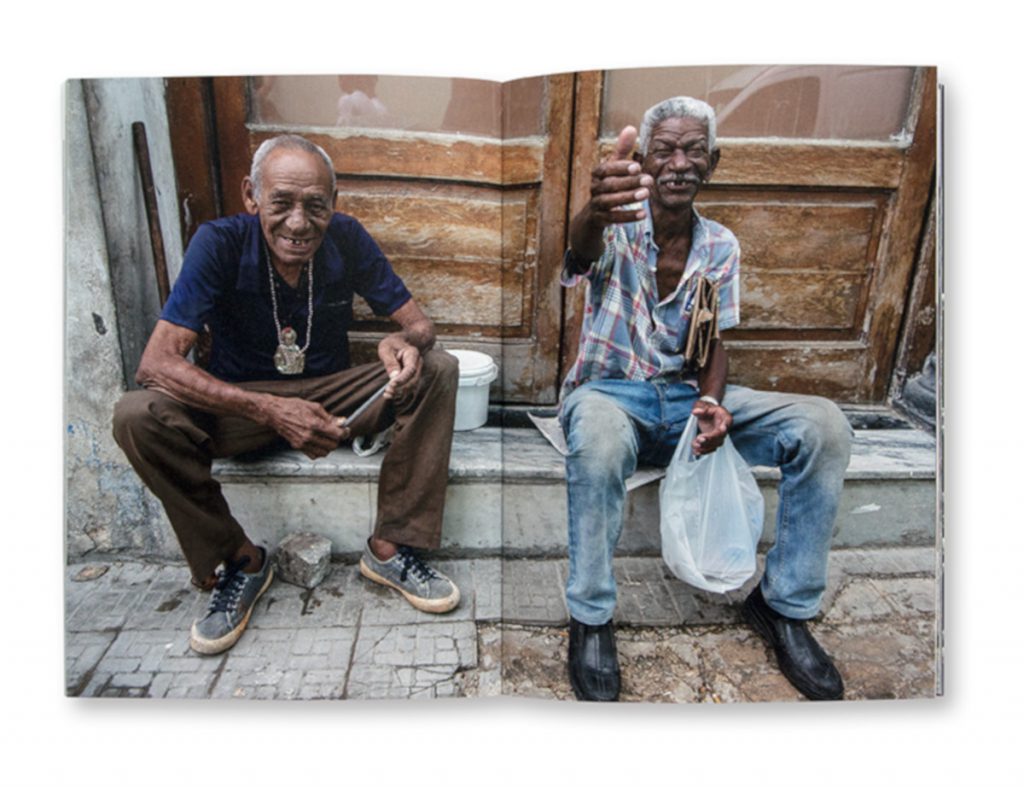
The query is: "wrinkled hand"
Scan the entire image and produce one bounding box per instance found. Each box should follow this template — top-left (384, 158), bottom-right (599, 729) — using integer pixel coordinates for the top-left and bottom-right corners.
top-left (690, 400), bottom-right (732, 456)
top-left (587, 126), bottom-right (654, 226)
top-left (264, 396), bottom-right (347, 459)
top-left (377, 334), bottom-right (422, 402)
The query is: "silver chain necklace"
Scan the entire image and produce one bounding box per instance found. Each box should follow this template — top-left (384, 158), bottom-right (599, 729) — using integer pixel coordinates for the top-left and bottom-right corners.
top-left (266, 242), bottom-right (314, 375)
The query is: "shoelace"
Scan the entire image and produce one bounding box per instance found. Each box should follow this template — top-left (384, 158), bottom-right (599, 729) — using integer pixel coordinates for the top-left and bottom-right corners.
top-left (206, 555), bottom-right (252, 614)
top-left (396, 546), bottom-right (437, 583)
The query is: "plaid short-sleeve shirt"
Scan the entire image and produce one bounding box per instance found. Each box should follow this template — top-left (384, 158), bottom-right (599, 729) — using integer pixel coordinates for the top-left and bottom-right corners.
top-left (560, 206), bottom-right (740, 401)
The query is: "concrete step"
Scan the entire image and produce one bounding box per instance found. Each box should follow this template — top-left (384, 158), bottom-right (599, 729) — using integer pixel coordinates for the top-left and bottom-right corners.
top-left (213, 425), bottom-right (937, 559)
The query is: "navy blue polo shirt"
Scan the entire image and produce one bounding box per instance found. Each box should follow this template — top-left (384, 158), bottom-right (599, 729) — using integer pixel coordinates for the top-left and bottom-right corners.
top-left (161, 212), bottom-right (411, 382)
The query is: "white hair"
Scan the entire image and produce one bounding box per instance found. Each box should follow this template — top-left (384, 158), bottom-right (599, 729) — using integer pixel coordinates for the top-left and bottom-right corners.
top-left (637, 96), bottom-right (717, 155)
top-left (250, 134), bottom-right (337, 198)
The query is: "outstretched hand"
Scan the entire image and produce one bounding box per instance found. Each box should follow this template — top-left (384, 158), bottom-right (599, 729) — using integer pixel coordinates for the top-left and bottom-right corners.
top-left (690, 400), bottom-right (732, 456)
top-left (586, 126), bottom-right (654, 226)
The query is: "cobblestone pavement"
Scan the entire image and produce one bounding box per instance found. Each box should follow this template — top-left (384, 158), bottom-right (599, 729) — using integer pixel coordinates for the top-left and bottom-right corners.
top-left (65, 547), bottom-right (939, 702)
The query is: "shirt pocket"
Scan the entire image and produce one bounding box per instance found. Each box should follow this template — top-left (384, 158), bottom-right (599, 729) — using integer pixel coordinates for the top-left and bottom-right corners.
top-left (316, 296), bottom-right (353, 336)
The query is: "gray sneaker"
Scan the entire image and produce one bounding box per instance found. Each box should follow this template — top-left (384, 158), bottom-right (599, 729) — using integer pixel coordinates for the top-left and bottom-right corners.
top-left (190, 547), bottom-right (274, 655)
top-left (359, 543), bottom-right (460, 613)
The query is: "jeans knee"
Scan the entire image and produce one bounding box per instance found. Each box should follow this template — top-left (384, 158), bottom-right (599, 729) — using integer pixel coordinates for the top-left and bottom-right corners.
top-left (795, 397), bottom-right (852, 467)
top-left (565, 393), bottom-right (637, 479)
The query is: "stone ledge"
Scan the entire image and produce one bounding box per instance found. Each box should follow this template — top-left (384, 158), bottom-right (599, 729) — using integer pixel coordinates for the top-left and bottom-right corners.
top-left (214, 426), bottom-right (936, 483)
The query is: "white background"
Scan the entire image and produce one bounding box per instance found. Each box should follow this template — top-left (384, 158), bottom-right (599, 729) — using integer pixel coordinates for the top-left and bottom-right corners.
top-left (5, 1), bottom-right (1021, 784)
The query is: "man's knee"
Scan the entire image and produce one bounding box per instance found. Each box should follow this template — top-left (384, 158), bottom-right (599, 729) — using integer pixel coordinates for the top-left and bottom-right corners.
top-left (791, 396), bottom-right (852, 466)
top-left (112, 390), bottom-right (206, 458)
top-left (564, 391), bottom-right (637, 475)
top-left (112, 390), bottom-right (159, 449)
top-left (420, 347), bottom-right (459, 390)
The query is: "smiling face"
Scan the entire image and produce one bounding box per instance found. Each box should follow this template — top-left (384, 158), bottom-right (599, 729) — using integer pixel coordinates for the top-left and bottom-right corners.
top-left (640, 116), bottom-right (719, 215)
top-left (241, 147), bottom-right (336, 276)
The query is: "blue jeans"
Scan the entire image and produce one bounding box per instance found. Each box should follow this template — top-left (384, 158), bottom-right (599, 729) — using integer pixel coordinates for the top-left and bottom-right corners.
top-left (560, 379), bottom-right (853, 625)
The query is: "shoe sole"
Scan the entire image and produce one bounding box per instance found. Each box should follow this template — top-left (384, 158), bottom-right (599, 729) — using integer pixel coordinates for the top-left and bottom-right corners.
top-left (741, 600), bottom-right (843, 701)
top-left (359, 558), bottom-right (460, 613)
top-left (189, 566), bottom-right (275, 656)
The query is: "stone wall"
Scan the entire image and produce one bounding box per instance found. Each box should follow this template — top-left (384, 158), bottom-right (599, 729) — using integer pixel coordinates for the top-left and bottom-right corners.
top-left (64, 78), bottom-right (182, 561)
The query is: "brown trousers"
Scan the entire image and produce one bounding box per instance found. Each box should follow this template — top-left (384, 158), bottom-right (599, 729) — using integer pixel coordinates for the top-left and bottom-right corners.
top-left (112, 349), bottom-right (458, 583)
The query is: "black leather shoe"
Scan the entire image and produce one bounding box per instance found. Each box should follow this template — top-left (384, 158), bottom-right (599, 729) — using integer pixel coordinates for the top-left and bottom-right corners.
top-left (568, 617), bottom-right (621, 702)
top-left (742, 585), bottom-right (844, 701)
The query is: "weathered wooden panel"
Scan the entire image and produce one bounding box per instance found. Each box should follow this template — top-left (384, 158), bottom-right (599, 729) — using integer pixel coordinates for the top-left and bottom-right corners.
top-left (697, 194), bottom-right (887, 334)
top-left (740, 270), bottom-right (866, 331)
top-left (350, 257), bottom-right (523, 332)
top-left (337, 181), bottom-right (506, 261)
top-left (338, 180), bottom-right (537, 335)
top-left (861, 68), bottom-right (937, 401)
top-left (890, 191), bottom-right (937, 398)
top-left (726, 340), bottom-right (870, 401)
top-left (249, 129), bottom-right (545, 185)
top-left (698, 195), bottom-right (885, 271)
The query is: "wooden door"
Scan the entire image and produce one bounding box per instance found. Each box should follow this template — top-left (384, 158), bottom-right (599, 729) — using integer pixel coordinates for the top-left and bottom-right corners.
top-left (167, 74), bottom-right (573, 404)
top-left (564, 66), bottom-right (937, 404)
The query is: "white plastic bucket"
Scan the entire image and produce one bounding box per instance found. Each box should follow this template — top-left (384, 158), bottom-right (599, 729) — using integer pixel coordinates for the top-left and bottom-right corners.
top-left (447, 350), bottom-right (498, 431)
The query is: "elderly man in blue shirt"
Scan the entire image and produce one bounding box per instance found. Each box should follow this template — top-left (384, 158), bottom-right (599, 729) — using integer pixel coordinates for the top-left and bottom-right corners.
top-left (114, 135), bottom-right (461, 656)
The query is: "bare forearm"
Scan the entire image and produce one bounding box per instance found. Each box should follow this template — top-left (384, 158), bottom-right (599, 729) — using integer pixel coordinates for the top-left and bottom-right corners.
top-left (137, 354), bottom-right (273, 424)
top-left (568, 209), bottom-right (606, 266)
top-left (697, 339), bottom-right (728, 403)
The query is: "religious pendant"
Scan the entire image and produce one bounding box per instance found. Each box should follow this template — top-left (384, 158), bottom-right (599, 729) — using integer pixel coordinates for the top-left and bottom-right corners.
top-left (273, 326), bottom-right (306, 375)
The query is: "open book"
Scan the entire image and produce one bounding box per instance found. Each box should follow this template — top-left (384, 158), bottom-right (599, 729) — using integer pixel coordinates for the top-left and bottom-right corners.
top-left (64, 65), bottom-right (940, 703)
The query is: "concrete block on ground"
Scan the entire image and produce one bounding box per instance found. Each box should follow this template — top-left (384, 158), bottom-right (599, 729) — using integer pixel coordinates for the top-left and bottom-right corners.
top-left (275, 532), bottom-right (333, 589)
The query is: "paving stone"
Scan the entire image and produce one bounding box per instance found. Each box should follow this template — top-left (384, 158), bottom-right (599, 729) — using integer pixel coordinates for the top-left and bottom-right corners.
top-left (109, 671), bottom-right (154, 689)
top-left (64, 631), bottom-right (117, 695)
top-left (275, 532), bottom-right (333, 589)
top-left (251, 565), bottom-right (361, 629)
top-left (446, 558), bottom-right (501, 621)
top-left (63, 550), bottom-right (939, 702)
top-left (118, 565), bottom-right (210, 631)
top-left (871, 577), bottom-right (938, 617)
top-left (614, 558), bottom-right (684, 626)
top-left (501, 559), bottom-right (566, 624)
top-left (831, 546), bottom-right (937, 577)
top-left (347, 622), bottom-right (477, 699)
top-left (65, 573), bottom-right (141, 632)
top-left (825, 580), bottom-right (897, 622)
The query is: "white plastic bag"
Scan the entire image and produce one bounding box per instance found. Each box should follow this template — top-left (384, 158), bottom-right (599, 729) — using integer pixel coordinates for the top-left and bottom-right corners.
top-left (659, 414), bottom-right (765, 593)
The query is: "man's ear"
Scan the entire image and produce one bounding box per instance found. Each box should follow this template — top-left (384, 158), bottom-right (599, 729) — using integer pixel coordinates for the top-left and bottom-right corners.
top-left (241, 177), bottom-right (259, 215)
top-left (706, 148), bottom-right (721, 181)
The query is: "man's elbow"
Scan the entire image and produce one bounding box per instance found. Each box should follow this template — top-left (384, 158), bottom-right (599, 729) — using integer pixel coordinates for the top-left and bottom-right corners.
top-left (134, 354), bottom-right (160, 388)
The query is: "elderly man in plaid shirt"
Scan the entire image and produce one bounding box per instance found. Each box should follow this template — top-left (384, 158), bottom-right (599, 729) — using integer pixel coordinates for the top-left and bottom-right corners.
top-left (560, 97), bottom-right (853, 702)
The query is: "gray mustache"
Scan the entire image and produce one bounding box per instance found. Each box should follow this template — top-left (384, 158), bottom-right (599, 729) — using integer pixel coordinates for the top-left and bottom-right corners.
top-left (657, 175), bottom-right (701, 185)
